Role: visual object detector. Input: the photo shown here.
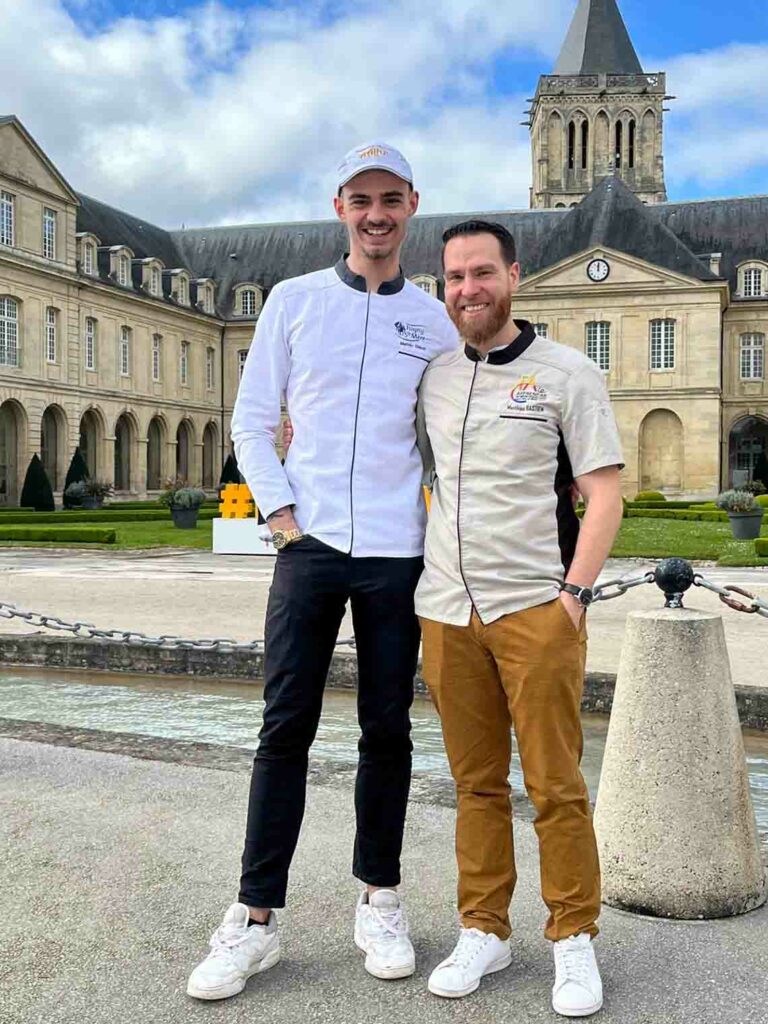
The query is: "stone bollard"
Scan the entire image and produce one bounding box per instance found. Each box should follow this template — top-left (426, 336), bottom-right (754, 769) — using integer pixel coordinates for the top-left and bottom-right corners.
top-left (594, 608), bottom-right (766, 919)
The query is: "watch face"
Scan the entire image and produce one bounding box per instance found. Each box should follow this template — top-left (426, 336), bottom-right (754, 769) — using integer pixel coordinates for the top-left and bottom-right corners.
top-left (587, 258), bottom-right (610, 283)
top-left (272, 530), bottom-right (287, 549)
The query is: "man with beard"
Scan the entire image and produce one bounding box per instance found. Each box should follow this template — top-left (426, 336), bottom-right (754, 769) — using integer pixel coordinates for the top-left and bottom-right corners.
top-left (187, 143), bottom-right (458, 1001)
top-left (416, 220), bottom-right (623, 1016)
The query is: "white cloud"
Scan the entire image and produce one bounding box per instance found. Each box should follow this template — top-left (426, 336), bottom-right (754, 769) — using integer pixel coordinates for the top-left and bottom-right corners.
top-left (3, 1), bottom-right (767, 229)
top-left (0, 0), bottom-right (570, 226)
top-left (661, 43), bottom-right (768, 189)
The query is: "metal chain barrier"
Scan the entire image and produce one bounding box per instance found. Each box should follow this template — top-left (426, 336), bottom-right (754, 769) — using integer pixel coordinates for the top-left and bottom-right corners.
top-left (0, 600), bottom-right (357, 651)
top-left (0, 556), bottom-right (765, 649)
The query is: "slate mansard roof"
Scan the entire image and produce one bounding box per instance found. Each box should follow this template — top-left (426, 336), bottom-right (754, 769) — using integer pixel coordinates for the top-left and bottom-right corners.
top-left (72, 177), bottom-right (768, 315)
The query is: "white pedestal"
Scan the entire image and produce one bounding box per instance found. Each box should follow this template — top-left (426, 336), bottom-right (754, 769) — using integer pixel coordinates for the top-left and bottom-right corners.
top-left (212, 518), bottom-right (274, 556)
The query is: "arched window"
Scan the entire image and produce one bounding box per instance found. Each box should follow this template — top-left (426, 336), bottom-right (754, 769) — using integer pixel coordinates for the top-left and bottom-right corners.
top-left (236, 285), bottom-right (263, 317)
top-left (615, 121), bottom-right (623, 169)
top-left (740, 333), bottom-right (765, 380)
top-left (0, 297), bottom-right (19, 367)
top-left (568, 121), bottom-right (576, 170)
top-left (650, 319), bottom-right (676, 370)
top-left (411, 275), bottom-right (438, 298)
top-left (628, 120), bottom-right (636, 169)
top-left (581, 120), bottom-right (589, 170)
top-left (743, 266), bottom-right (766, 298)
top-left (586, 322), bottom-right (610, 371)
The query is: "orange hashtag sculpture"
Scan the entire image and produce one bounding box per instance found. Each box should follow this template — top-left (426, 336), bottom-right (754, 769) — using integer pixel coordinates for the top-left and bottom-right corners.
top-left (219, 483), bottom-right (257, 519)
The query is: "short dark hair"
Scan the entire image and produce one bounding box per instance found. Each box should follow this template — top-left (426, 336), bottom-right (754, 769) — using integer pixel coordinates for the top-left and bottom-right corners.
top-left (441, 220), bottom-right (517, 267)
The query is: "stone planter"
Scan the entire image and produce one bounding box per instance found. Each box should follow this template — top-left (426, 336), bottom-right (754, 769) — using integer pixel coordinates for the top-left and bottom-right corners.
top-left (727, 511), bottom-right (764, 541)
top-left (170, 505), bottom-right (199, 529)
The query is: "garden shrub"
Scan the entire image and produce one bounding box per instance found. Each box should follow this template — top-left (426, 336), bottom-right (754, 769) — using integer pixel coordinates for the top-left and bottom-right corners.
top-left (0, 527), bottom-right (116, 543)
top-left (634, 490), bottom-right (666, 501)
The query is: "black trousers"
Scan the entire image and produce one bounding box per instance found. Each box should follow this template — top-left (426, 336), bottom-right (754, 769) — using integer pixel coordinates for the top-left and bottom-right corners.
top-left (238, 536), bottom-right (423, 909)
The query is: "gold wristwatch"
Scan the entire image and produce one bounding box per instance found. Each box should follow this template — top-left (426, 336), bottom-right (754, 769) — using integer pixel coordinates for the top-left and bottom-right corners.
top-left (271, 528), bottom-right (303, 550)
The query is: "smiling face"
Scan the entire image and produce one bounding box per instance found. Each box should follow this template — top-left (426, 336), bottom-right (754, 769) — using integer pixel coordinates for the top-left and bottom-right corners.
top-left (334, 169), bottom-right (419, 263)
top-left (443, 233), bottom-right (521, 346)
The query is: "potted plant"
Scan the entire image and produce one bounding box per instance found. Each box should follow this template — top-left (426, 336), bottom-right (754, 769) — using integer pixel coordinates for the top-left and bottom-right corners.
top-left (716, 489), bottom-right (765, 540)
top-left (159, 480), bottom-right (207, 529)
top-left (81, 479), bottom-right (113, 510)
top-left (743, 479), bottom-right (767, 497)
top-left (64, 479), bottom-right (87, 508)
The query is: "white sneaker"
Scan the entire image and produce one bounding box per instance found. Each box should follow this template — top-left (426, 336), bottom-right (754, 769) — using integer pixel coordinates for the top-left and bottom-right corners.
top-left (552, 933), bottom-right (603, 1017)
top-left (187, 903), bottom-right (280, 1001)
top-left (354, 889), bottom-right (416, 979)
top-left (428, 927), bottom-right (512, 998)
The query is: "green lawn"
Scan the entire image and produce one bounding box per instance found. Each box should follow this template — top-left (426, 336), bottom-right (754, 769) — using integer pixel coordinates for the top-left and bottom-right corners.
top-left (611, 518), bottom-right (768, 566)
top-left (0, 516), bottom-right (766, 567)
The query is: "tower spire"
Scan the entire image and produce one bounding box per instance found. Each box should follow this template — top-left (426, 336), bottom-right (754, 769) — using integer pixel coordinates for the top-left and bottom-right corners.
top-left (554, 0), bottom-right (642, 77)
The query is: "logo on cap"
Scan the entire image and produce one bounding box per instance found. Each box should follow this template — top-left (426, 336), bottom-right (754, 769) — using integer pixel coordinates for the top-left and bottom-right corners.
top-left (358, 146), bottom-right (388, 159)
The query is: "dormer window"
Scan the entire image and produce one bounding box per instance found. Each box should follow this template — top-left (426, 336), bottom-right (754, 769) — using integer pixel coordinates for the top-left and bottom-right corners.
top-left (738, 262), bottom-right (768, 299)
top-left (109, 246), bottom-right (134, 288)
top-left (195, 279), bottom-right (215, 315)
top-left (77, 234), bottom-right (100, 277)
top-left (170, 271), bottom-right (190, 306)
top-left (411, 275), bottom-right (438, 298)
top-left (141, 259), bottom-right (165, 297)
top-left (235, 284), bottom-right (263, 317)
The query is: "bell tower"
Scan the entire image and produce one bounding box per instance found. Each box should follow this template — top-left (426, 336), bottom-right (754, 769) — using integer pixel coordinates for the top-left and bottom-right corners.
top-left (527, 0), bottom-right (670, 209)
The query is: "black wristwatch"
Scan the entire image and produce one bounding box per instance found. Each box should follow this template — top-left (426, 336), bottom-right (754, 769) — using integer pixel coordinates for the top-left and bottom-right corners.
top-left (560, 583), bottom-right (595, 607)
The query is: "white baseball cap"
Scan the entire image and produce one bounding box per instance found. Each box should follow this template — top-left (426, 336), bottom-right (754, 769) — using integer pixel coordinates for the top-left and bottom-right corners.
top-left (336, 141), bottom-right (414, 191)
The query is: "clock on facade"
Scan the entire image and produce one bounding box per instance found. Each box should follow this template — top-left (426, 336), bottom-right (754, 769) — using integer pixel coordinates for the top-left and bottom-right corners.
top-left (587, 258), bottom-right (610, 282)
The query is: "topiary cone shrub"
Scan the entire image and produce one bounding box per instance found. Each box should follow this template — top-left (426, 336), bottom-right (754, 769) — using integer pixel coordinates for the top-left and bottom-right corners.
top-left (20, 454), bottom-right (55, 512)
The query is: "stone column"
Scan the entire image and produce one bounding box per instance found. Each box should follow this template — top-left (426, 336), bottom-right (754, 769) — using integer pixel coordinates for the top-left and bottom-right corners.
top-left (594, 608), bottom-right (766, 919)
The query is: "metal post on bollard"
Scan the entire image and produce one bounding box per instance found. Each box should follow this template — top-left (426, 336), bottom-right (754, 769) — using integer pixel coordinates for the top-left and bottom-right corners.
top-left (593, 559), bottom-right (767, 920)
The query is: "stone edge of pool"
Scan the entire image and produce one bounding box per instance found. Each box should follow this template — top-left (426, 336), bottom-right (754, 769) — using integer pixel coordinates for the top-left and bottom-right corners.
top-left (1, 632), bottom-right (767, 732)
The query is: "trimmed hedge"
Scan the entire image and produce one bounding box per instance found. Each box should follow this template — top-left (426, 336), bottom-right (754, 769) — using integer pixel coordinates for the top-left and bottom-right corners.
top-left (629, 500), bottom-right (709, 510)
top-left (628, 509), bottom-right (729, 522)
top-left (634, 490), bottom-right (666, 501)
top-left (0, 508), bottom-right (219, 524)
top-left (107, 500), bottom-right (218, 510)
top-left (757, 495), bottom-right (768, 509)
top-left (0, 526), bottom-right (116, 543)
top-left (756, 538), bottom-right (768, 557)
top-left (0, 507), bottom-right (34, 513)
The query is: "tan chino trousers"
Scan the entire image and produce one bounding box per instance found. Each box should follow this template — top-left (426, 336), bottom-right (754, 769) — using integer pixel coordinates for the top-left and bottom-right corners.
top-left (420, 598), bottom-right (600, 942)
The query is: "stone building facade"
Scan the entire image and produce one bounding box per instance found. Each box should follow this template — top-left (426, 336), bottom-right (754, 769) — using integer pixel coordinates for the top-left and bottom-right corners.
top-left (1, 0), bottom-right (767, 504)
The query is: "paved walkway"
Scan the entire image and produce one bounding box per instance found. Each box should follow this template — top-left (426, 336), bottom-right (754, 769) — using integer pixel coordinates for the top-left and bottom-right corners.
top-left (1, 735), bottom-right (767, 1024)
top-left (0, 550), bottom-right (767, 690)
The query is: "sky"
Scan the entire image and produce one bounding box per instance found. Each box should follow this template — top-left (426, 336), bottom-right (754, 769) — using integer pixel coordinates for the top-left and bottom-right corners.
top-left (1, 0), bottom-right (767, 229)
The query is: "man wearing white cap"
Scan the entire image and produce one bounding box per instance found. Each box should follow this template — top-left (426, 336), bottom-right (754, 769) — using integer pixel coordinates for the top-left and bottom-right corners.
top-left (187, 143), bottom-right (458, 1001)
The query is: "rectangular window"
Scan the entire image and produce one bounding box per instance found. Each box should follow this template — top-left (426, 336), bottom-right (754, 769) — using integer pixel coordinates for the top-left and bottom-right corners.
top-left (180, 340), bottom-right (189, 385)
top-left (43, 208), bottom-right (56, 259)
top-left (152, 334), bottom-right (162, 381)
top-left (586, 321), bottom-right (611, 371)
top-left (744, 268), bottom-right (764, 298)
top-left (206, 347), bottom-right (215, 390)
top-left (45, 307), bottom-right (57, 363)
top-left (118, 254), bottom-right (130, 287)
top-left (238, 349), bottom-right (248, 380)
top-left (176, 277), bottom-right (187, 305)
top-left (0, 191), bottom-right (14, 246)
top-left (650, 319), bottom-right (675, 370)
top-left (120, 326), bottom-right (130, 376)
top-left (152, 266), bottom-right (161, 296)
top-left (740, 333), bottom-right (765, 380)
top-left (0, 296), bottom-right (19, 366)
top-left (241, 290), bottom-right (256, 316)
top-left (533, 323), bottom-right (548, 338)
top-left (83, 242), bottom-right (94, 276)
top-left (85, 317), bottom-right (96, 370)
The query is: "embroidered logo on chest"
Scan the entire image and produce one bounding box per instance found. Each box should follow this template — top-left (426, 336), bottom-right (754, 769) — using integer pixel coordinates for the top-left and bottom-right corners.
top-left (501, 374), bottom-right (549, 415)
